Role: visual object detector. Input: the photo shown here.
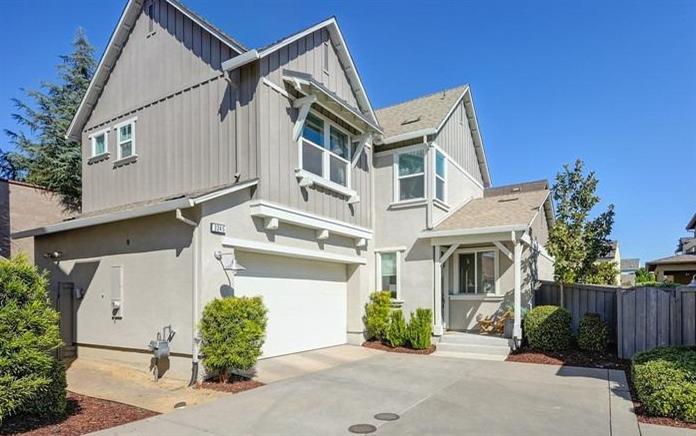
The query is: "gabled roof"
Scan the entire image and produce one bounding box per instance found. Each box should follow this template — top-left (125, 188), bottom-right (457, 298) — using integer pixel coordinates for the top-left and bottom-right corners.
top-left (599, 240), bottom-right (619, 260)
top-left (687, 211), bottom-right (696, 231)
top-left (375, 85), bottom-right (468, 139)
top-left (646, 254), bottom-right (696, 270)
top-left (433, 181), bottom-right (552, 233)
top-left (66, 0), bottom-right (247, 142)
top-left (221, 17), bottom-right (377, 125)
top-left (620, 258), bottom-right (640, 271)
top-left (374, 85), bottom-right (492, 187)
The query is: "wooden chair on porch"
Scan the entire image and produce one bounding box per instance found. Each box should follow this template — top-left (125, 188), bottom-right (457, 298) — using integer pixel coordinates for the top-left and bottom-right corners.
top-left (477, 310), bottom-right (512, 335)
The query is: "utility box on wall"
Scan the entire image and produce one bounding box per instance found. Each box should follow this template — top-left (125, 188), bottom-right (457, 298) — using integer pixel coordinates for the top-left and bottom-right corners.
top-left (111, 265), bottom-right (123, 318)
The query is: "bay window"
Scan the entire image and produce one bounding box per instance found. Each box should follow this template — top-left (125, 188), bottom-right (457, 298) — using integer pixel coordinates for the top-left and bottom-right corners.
top-left (395, 149), bottom-right (425, 201)
top-left (300, 112), bottom-right (350, 187)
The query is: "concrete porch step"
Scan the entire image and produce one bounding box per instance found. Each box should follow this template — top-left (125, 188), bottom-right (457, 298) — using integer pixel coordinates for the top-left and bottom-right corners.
top-left (436, 342), bottom-right (510, 356)
top-left (440, 332), bottom-right (513, 347)
top-left (432, 350), bottom-right (507, 361)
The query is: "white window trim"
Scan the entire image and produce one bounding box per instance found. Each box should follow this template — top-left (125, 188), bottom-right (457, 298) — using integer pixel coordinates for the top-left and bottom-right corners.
top-left (89, 127), bottom-right (110, 159)
top-left (451, 247), bottom-right (500, 296)
top-left (114, 117), bottom-right (138, 162)
top-left (393, 146), bottom-right (427, 204)
top-left (434, 150), bottom-right (447, 204)
top-left (376, 249), bottom-right (403, 302)
top-left (297, 110), bottom-right (352, 192)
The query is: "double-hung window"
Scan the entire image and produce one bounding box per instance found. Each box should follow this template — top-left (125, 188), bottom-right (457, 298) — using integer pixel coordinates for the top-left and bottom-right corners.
top-left (301, 112), bottom-right (350, 187)
top-left (377, 251), bottom-right (400, 300)
top-left (90, 129), bottom-right (109, 158)
top-left (395, 149), bottom-right (425, 201)
top-left (456, 249), bottom-right (497, 295)
top-left (116, 119), bottom-right (136, 160)
top-left (435, 151), bottom-right (447, 202)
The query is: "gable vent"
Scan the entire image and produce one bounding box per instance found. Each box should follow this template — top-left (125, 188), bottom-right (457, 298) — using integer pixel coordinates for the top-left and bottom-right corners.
top-left (401, 116), bottom-right (421, 125)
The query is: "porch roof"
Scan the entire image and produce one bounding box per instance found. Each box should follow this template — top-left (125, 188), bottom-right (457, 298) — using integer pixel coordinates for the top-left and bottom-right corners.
top-left (435, 186), bottom-right (550, 233)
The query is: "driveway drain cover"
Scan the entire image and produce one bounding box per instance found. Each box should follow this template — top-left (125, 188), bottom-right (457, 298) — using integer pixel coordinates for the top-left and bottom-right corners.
top-left (348, 424), bottom-right (377, 434)
top-left (374, 413), bottom-right (400, 421)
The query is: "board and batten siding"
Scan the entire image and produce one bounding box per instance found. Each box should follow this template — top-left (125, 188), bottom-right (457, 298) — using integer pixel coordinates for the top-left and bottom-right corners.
top-left (435, 100), bottom-right (484, 186)
top-left (254, 28), bottom-right (372, 228)
top-left (81, 1), bottom-right (259, 213)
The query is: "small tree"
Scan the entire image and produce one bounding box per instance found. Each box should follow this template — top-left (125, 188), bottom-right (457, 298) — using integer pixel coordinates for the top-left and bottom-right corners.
top-left (199, 296), bottom-right (267, 382)
top-left (385, 310), bottom-right (407, 347)
top-left (407, 308), bottom-right (433, 350)
top-left (0, 255), bottom-right (66, 424)
top-left (548, 160), bottom-right (615, 286)
top-left (635, 267), bottom-right (656, 285)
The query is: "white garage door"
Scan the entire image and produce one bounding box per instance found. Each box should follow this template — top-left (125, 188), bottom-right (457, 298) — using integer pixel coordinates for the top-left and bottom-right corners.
top-left (233, 252), bottom-right (348, 358)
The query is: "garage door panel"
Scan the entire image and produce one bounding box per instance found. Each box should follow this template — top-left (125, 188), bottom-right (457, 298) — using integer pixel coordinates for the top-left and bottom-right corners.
top-left (234, 253), bottom-right (347, 358)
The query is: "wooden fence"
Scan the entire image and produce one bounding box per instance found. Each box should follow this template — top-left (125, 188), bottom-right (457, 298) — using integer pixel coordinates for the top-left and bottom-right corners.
top-left (534, 282), bottom-right (696, 359)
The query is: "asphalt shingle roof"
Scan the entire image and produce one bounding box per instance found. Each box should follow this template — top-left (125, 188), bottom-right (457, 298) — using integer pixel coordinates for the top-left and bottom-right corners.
top-left (646, 254), bottom-right (696, 267)
top-left (435, 187), bottom-right (549, 232)
top-left (375, 85), bottom-right (468, 139)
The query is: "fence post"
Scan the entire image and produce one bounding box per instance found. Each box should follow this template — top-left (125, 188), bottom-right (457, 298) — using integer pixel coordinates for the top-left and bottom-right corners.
top-left (616, 288), bottom-right (623, 359)
top-left (672, 289), bottom-right (682, 346)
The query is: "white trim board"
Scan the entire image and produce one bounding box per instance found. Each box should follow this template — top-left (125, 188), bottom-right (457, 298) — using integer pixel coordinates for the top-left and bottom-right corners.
top-left (248, 200), bottom-right (373, 240)
top-left (222, 237), bottom-right (366, 265)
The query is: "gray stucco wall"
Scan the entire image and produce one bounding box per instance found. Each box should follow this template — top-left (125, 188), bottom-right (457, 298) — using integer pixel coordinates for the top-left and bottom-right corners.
top-left (34, 213), bottom-right (195, 357)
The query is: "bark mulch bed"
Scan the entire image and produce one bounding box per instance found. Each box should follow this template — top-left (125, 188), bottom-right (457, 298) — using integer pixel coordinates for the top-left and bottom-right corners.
top-left (507, 347), bottom-right (696, 430)
top-left (362, 340), bottom-right (436, 355)
top-left (195, 373), bottom-right (264, 394)
top-left (1, 391), bottom-right (158, 436)
top-left (506, 347), bottom-right (628, 370)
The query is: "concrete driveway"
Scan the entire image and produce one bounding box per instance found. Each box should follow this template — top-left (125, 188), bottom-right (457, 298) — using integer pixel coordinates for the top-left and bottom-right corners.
top-left (95, 351), bottom-right (639, 435)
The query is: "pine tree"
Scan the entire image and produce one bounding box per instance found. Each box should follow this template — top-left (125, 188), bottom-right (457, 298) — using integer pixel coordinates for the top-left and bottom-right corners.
top-left (548, 159), bottom-right (616, 285)
top-left (1, 28), bottom-right (95, 212)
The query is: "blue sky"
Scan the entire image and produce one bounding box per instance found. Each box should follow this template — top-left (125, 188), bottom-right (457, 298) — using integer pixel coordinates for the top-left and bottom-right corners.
top-left (1, 0), bottom-right (694, 263)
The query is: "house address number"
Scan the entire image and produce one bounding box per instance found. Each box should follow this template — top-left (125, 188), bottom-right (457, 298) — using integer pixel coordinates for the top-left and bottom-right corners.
top-left (210, 222), bottom-right (226, 235)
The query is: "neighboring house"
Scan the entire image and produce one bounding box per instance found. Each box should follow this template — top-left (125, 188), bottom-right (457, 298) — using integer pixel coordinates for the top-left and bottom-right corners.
top-left (597, 240), bottom-right (621, 285)
top-left (0, 179), bottom-right (68, 263)
top-left (14, 0), bottom-right (554, 380)
top-left (646, 212), bottom-right (696, 285)
top-left (620, 258), bottom-right (640, 287)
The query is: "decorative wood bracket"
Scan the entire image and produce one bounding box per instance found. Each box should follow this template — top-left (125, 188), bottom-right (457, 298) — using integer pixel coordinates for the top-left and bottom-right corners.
top-left (493, 241), bottom-right (513, 260)
top-left (351, 133), bottom-right (372, 167)
top-left (292, 94), bottom-right (317, 142)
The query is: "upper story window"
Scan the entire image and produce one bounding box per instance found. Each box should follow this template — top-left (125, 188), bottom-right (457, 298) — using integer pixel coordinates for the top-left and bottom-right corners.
top-left (395, 149), bottom-right (425, 201)
top-left (116, 118), bottom-right (137, 160)
top-left (435, 151), bottom-right (447, 202)
top-left (300, 112), bottom-right (350, 187)
top-left (90, 128), bottom-right (109, 157)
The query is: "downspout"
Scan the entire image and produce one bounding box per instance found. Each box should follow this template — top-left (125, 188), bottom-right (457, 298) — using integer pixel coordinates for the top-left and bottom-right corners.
top-left (175, 208), bottom-right (200, 386)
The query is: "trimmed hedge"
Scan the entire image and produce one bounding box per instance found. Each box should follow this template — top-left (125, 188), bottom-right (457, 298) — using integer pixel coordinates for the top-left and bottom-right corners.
top-left (386, 309), bottom-right (407, 348)
top-left (199, 296), bottom-right (267, 381)
top-left (363, 291), bottom-right (391, 341)
top-left (0, 255), bottom-right (66, 424)
top-left (632, 346), bottom-right (696, 423)
top-left (577, 313), bottom-right (608, 352)
top-left (407, 308), bottom-right (433, 350)
top-left (523, 305), bottom-right (573, 351)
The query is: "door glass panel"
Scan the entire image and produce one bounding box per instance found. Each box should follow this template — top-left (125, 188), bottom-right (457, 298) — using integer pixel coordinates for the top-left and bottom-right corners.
top-left (477, 251), bottom-right (495, 293)
top-left (302, 141), bottom-right (323, 176)
top-left (459, 253), bottom-right (476, 293)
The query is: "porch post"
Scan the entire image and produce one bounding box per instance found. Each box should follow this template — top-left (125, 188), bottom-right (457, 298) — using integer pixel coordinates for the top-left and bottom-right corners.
top-left (434, 245), bottom-right (443, 335)
top-left (513, 240), bottom-right (523, 342)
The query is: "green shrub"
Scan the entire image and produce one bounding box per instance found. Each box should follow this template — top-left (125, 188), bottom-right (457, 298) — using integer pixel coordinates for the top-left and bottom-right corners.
top-left (386, 310), bottom-right (407, 347)
top-left (523, 305), bottom-right (573, 351)
top-left (407, 308), bottom-right (433, 350)
top-left (363, 291), bottom-right (391, 341)
top-left (577, 313), bottom-right (608, 352)
top-left (0, 255), bottom-right (65, 424)
top-left (632, 346), bottom-right (696, 423)
top-left (199, 296), bottom-right (267, 381)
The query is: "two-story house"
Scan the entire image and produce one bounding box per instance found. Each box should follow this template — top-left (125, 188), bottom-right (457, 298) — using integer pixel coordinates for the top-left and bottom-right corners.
top-left (15, 0), bottom-right (554, 380)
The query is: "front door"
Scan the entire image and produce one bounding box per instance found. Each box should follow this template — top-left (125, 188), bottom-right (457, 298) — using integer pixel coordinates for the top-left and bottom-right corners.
top-left (57, 282), bottom-right (75, 346)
